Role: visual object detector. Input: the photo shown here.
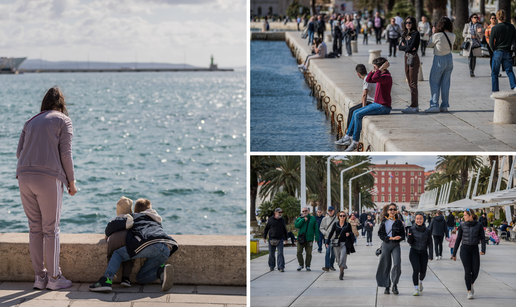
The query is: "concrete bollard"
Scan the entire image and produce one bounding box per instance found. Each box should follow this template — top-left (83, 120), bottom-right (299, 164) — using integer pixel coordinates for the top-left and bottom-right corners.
top-left (418, 63), bottom-right (424, 81)
top-left (368, 50), bottom-right (381, 64)
top-left (351, 41), bottom-right (358, 53)
top-left (324, 33), bottom-right (332, 43)
top-left (491, 91), bottom-right (516, 124)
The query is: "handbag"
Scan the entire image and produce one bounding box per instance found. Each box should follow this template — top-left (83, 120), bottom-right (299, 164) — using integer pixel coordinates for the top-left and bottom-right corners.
top-left (331, 223), bottom-right (347, 247)
top-left (297, 216), bottom-right (310, 245)
top-left (375, 228), bottom-right (392, 257)
top-left (407, 53), bottom-right (414, 67)
top-left (461, 41), bottom-right (470, 50)
top-left (357, 223), bottom-right (363, 231)
top-left (269, 239), bottom-right (280, 246)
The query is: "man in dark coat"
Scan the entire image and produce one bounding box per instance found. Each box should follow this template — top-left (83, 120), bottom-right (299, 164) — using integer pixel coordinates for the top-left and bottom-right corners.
top-left (316, 15), bottom-right (326, 40)
top-left (429, 210), bottom-right (448, 260)
top-left (263, 208), bottom-right (288, 272)
top-left (359, 209), bottom-right (368, 237)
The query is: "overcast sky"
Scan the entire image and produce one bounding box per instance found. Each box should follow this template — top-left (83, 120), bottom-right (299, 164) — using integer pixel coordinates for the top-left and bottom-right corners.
top-left (0, 0), bottom-right (246, 67)
top-left (332, 155), bottom-right (440, 171)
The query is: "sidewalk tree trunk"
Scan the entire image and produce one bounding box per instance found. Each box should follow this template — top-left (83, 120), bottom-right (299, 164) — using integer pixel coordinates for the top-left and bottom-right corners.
top-left (499, 0), bottom-right (511, 22)
top-left (431, 0), bottom-right (447, 23)
top-left (455, 0), bottom-right (469, 30)
top-left (416, 0), bottom-right (423, 22)
top-left (311, 0), bottom-right (316, 16)
top-left (480, 0), bottom-right (485, 17)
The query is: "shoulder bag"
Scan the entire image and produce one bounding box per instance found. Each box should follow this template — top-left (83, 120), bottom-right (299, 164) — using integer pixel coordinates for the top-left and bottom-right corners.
top-left (443, 32), bottom-right (453, 50)
top-left (297, 217), bottom-right (310, 245)
top-left (331, 223), bottom-right (347, 247)
top-left (375, 228), bottom-right (392, 257)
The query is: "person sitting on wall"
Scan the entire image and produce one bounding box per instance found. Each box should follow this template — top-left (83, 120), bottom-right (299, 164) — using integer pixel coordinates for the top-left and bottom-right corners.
top-left (335, 63), bottom-right (375, 147)
top-left (334, 57), bottom-right (392, 152)
top-left (298, 38), bottom-right (327, 70)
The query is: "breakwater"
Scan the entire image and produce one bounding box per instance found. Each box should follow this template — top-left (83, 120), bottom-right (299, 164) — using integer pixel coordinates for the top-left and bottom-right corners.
top-left (0, 233), bottom-right (246, 286)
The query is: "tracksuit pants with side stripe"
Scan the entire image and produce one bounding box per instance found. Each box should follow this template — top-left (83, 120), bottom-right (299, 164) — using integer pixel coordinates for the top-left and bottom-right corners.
top-left (18, 173), bottom-right (64, 278)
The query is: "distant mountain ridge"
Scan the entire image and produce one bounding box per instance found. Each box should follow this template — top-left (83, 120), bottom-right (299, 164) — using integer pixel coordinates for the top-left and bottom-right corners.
top-left (20, 59), bottom-right (200, 70)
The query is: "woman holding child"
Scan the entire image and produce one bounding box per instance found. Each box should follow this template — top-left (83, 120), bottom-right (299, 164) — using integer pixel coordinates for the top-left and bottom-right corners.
top-left (399, 16), bottom-right (421, 114)
top-left (16, 86), bottom-right (77, 290)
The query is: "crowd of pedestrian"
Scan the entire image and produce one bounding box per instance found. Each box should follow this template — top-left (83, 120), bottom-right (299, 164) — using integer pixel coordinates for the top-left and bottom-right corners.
top-left (261, 203), bottom-right (516, 299)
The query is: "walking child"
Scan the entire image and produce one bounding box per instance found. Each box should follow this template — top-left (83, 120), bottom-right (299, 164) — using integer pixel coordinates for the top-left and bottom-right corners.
top-left (445, 228), bottom-right (457, 259)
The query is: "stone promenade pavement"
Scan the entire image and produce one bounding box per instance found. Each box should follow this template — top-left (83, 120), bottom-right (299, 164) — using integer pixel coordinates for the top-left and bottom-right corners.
top-left (251, 225), bottom-right (516, 306)
top-left (287, 32), bottom-right (516, 151)
top-left (0, 282), bottom-right (246, 307)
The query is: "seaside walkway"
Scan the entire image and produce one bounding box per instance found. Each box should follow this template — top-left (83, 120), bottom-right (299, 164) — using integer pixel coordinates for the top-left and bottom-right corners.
top-left (251, 225), bottom-right (516, 307)
top-left (0, 282), bottom-right (246, 307)
top-left (284, 32), bottom-right (516, 151)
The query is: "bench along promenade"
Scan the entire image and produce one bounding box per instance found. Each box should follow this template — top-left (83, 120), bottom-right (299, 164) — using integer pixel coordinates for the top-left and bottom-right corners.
top-left (0, 233), bottom-right (246, 307)
top-left (251, 225), bottom-right (516, 307)
top-left (253, 31), bottom-right (516, 151)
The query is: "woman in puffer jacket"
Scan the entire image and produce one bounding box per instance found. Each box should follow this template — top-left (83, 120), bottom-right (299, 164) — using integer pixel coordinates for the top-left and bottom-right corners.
top-left (407, 212), bottom-right (433, 296)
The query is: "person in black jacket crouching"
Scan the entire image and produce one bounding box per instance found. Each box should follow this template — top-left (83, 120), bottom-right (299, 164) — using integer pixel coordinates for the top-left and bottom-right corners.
top-left (376, 203), bottom-right (405, 295)
top-left (453, 208), bottom-right (486, 300)
top-left (407, 212), bottom-right (433, 296)
top-left (90, 198), bottom-right (179, 292)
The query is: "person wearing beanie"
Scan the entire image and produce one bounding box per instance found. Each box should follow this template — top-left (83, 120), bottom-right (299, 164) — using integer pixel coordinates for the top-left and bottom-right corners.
top-left (106, 196), bottom-right (135, 287)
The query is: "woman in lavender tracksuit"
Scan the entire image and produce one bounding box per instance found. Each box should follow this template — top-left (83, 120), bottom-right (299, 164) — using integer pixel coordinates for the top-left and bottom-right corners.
top-left (16, 86), bottom-right (77, 290)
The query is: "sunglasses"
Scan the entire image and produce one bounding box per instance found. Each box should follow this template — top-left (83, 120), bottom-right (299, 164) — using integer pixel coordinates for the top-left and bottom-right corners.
top-left (302, 210), bottom-right (308, 212)
top-left (491, 17), bottom-right (496, 19)
top-left (388, 208), bottom-right (397, 211)
top-left (472, 16), bottom-right (478, 19)
top-left (406, 21), bottom-right (412, 24)
top-left (339, 215), bottom-right (346, 217)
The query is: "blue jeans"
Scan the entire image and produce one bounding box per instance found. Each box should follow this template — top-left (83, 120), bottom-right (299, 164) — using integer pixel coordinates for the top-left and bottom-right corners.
top-left (450, 247), bottom-right (453, 255)
top-left (317, 231), bottom-right (324, 252)
top-left (346, 103), bottom-right (391, 142)
top-left (429, 53), bottom-right (453, 108)
top-left (492, 50), bottom-right (516, 92)
top-left (268, 239), bottom-right (285, 270)
top-left (325, 240), bottom-right (335, 268)
top-left (447, 226), bottom-right (454, 237)
top-left (104, 243), bottom-right (170, 284)
top-left (308, 31), bottom-right (314, 45)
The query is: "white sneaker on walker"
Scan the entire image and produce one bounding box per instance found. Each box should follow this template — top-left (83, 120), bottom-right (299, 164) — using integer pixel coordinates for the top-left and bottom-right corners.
top-left (47, 274), bottom-right (73, 290)
top-left (424, 107), bottom-right (440, 113)
top-left (344, 142), bottom-right (358, 152)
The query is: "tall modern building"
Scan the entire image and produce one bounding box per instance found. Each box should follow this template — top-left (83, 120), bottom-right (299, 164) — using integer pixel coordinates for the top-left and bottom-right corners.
top-left (371, 164), bottom-right (426, 210)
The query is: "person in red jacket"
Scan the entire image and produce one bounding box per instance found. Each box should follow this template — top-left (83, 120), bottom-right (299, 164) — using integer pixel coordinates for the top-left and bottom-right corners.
top-left (335, 57), bottom-right (393, 151)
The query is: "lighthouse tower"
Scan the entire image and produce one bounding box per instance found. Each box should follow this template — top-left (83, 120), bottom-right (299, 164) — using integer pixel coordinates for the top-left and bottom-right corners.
top-left (209, 55), bottom-right (218, 70)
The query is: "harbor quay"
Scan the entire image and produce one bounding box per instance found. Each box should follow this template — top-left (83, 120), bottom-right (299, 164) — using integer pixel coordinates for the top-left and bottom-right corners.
top-left (254, 31), bottom-right (516, 151)
top-left (0, 233), bottom-right (246, 307)
top-left (251, 225), bottom-right (516, 307)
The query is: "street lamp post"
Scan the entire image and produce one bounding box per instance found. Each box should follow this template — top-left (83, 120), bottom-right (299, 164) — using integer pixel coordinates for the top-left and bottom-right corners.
top-left (349, 170), bottom-right (371, 214)
top-left (340, 161), bottom-right (368, 211)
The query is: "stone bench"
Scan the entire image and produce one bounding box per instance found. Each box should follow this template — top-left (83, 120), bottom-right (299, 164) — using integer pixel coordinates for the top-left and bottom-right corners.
top-left (491, 91), bottom-right (516, 124)
top-left (0, 233), bottom-right (245, 286)
top-left (351, 41), bottom-right (358, 53)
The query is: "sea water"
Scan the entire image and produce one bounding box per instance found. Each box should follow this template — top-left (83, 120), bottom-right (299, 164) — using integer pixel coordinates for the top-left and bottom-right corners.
top-left (0, 71), bottom-right (246, 235)
top-left (250, 41), bottom-right (343, 151)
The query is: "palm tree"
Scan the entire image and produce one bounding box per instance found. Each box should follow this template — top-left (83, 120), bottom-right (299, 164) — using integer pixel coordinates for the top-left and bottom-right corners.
top-left (340, 155), bottom-right (375, 212)
top-left (305, 155), bottom-right (340, 213)
top-left (259, 156), bottom-right (301, 199)
top-left (436, 156), bottom-right (481, 198)
top-left (250, 156), bottom-right (273, 223)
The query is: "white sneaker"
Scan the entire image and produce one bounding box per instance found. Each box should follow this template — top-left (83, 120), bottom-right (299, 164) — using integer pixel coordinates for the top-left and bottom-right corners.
top-left (424, 107), bottom-right (440, 113)
top-left (413, 289), bottom-right (419, 296)
top-left (33, 274), bottom-right (48, 290)
top-left (467, 291), bottom-right (473, 299)
top-left (402, 106), bottom-right (419, 114)
top-left (344, 142), bottom-right (358, 152)
top-left (335, 138), bottom-right (351, 146)
top-left (298, 64), bottom-right (304, 68)
top-left (47, 274), bottom-right (73, 290)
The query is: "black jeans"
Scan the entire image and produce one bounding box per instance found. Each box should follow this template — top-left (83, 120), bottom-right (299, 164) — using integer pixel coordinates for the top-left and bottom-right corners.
top-left (317, 31), bottom-right (324, 41)
top-left (409, 248), bottom-right (428, 286)
top-left (469, 52), bottom-right (477, 74)
top-left (366, 230), bottom-right (372, 243)
top-left (460, 245), bottom-right (480, 291)
top-left (421, 39), bottom-right (428, 56)
top-left (433, 235), bottom-right (444, 257)
top-left (389, 38), bottom-right (398, 56)
top-left (374, 27), bottom-right (382, 44)
top-left (333, 36), bottom-right (342, 55)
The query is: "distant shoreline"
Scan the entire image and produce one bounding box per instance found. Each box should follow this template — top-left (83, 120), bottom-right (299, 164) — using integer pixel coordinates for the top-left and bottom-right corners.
top-left (18, 67), bottom-right (234, 73)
